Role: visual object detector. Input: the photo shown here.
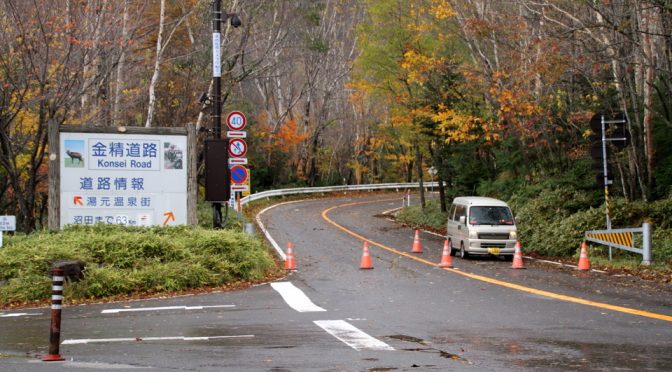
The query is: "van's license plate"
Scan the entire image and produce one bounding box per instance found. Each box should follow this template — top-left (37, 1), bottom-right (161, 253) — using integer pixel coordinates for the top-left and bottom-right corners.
top-left (487, 248), bottom-right (501, 255)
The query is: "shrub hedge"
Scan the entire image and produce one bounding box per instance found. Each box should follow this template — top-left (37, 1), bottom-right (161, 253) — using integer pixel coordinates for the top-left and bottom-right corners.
top-left (0, 224), bottom-right (278, 306)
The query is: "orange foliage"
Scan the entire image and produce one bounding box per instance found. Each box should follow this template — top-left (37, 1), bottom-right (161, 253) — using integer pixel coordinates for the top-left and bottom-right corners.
top-left (255, 112), bottom-right (309, 160)
top-left (276, 119), bottom-right (309, 147)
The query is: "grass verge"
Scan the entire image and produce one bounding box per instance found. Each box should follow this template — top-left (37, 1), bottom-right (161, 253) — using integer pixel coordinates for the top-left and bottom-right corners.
top-left (0, 224), bottom-right (282, 308)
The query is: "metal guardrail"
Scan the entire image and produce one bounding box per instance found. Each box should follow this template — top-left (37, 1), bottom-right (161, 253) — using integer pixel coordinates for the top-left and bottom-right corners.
top-left (240, 182), bottom-right (437, 206)
top-left (585, 223), bottom-right (651, 265)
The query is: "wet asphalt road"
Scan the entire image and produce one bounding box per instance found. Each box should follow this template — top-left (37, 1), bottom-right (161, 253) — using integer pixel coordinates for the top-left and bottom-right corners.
top-left (1, 193), bottom-right (671, 371)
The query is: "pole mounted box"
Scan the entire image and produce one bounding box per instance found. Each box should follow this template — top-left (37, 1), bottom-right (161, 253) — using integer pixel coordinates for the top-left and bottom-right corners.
top-left (204, 139), bottom-right (230, 202)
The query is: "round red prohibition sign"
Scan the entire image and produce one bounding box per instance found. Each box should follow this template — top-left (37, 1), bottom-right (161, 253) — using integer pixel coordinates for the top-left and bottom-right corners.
top-left (230, 165), bottom-right (248, 184)
top-left (228, 138), bottom-right (248, 157)
top-left (226, 111), bottom-right (247, 131)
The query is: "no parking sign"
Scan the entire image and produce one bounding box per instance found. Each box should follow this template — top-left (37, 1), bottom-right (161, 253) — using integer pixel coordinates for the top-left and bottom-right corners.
top-left (230, 165), bottom-right (249, 185)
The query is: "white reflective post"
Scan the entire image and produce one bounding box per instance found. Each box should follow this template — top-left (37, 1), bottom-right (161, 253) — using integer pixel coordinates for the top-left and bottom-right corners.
top-left (642, 223), bottom-right (651, 265)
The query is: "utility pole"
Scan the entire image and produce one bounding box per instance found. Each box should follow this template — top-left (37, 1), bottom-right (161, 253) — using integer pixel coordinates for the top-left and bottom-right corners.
top-left (204, 1), bottom-right (241, 228)
top-left (211, 0), bottom-right (224, 228)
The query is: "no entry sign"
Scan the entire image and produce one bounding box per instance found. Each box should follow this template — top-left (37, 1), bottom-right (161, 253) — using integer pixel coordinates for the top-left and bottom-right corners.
top-left (226, 111), bottom-right (246, 131)
top-left (230, 165), bottom-right (249, 184)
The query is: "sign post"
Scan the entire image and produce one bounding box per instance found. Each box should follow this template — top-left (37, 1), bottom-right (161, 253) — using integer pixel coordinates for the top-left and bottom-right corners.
top-left (589, 113), bottom-right (630, 260)
top-left (226, 111), bottom-right (249, 217)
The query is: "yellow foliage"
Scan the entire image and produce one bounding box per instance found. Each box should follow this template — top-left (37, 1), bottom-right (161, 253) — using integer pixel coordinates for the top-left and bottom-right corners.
top-left (432, 105), bottom-right (498, 144)
top-left (400, 50), bottom-right (443, 84)
top-left (429, 0), bottom-right (455, 20)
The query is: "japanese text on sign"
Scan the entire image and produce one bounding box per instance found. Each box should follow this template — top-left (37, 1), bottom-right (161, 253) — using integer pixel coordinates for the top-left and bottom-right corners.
top-left (88, 139), bottom-right (160, 170)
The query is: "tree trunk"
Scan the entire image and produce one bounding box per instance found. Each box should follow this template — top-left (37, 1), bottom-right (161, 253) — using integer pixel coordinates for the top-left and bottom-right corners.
top-left (640, 3), bottom-right (656, 194)
top-left (415, 143), bottom-right (425, 209)
top-left (145, 0), bottom-right (166, 128)
top-left (113, 0), bottom-right (130, 127)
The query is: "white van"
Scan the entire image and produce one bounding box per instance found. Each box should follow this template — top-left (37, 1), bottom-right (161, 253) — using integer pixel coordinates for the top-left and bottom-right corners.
top-left (446, 197), bottom-right (517, 259)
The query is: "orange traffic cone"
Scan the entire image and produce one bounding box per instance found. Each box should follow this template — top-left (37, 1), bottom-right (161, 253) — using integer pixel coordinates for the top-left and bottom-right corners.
top-left (360, 242), bottom-right (373, 269)
top-left (438, 240), bottom-right (453, 268)
top-left (411, 230), bottom-right (423, 253)
top-left (511, 241), bottom-right (525, 269)
top-left (284, 242), bottom-right (296, 271)
top-left (577, 241), bottom-right (591, 271)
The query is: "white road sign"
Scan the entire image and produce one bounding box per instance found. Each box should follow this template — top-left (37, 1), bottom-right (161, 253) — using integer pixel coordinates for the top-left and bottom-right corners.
top-left (60, 132), bottom-right (188, 228)
top-left (0, 216), bottom-right (16, 231)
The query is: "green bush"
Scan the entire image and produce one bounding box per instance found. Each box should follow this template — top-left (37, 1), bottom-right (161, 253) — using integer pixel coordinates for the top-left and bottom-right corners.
top-left (68, 266), bottom-right (138, 298)
top-left (396, 201), bottom-right (448, 231)
top-left (0, 225), bottom-right (278, 305)
top-left (512, 186), bottom-right (597, 256)
top-left (0, 274), bottom-right (52, 303)
top-left (516, 192), bottom-right (672, 260)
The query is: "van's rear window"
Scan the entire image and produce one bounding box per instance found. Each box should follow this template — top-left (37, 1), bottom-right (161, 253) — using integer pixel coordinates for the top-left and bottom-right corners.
top-left (468, 206), bottom-right (514, 225)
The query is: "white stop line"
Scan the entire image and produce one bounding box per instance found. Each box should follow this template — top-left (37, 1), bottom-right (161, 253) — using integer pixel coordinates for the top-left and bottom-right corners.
top-left (271, 282), bottom-right (326, 313)
top-left (0, 313), bottom-right (41, 318)
top-left (101, 305), bottom-right (234, 314)
top-left (62, 335), bottom-right (254, 345)
top-left (314, 320), bottom-right (394, 351)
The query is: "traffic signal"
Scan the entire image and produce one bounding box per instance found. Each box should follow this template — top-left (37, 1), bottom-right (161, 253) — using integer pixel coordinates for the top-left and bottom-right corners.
top-left (589, 113), bottom-right (630, 149)
top-left (589, 114), bottom-right (609, 179)
top-left (607, 112), bottom-right (630, 149)
top-left (589, 113), bottom-right (630, 188)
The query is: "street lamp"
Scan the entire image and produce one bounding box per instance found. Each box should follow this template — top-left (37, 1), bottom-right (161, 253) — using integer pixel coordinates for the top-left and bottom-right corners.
top-left (207, 0), bottom-right (241, 228)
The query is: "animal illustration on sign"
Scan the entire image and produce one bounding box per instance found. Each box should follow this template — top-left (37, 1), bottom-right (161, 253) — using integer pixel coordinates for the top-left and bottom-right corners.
top-left (66, 150), bottom-right (84, 164)
top-left (164, 143), bottom-right (183, 169)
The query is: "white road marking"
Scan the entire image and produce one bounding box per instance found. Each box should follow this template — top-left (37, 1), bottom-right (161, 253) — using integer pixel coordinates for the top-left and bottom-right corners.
top-left (270, 282), bottom-right (326, 312)
top-left (27, 360), bottom-right (152, 369)
top-left (0, 313), bottom-right (41, 318)
top-left (314, 320), bottom-right (394, 351)
top-left (101, 305), bottom-right (234, 314)
top-left (62, 335), bottom-right (254, 345)
top-left (256, 200), bottom-right (308, 260)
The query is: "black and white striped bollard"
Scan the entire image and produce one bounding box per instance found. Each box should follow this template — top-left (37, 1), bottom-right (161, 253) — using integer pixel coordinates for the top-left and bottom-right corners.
top-left (42, 267), bottom-right (65, 362)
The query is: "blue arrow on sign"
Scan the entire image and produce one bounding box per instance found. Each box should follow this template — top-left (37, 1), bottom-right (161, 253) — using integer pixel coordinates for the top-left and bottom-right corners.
top-left (230, 165), bottom-right (248, 184)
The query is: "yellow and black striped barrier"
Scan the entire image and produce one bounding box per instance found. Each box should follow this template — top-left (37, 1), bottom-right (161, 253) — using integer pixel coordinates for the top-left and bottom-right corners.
top-left (584, 223), bottom-right (652, 265)
top-left (585, 231), bottom-right (633, 249)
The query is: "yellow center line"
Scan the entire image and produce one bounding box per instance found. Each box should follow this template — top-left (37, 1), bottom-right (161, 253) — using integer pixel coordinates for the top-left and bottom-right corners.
top-left (321, 198), bottom-right (672, 323)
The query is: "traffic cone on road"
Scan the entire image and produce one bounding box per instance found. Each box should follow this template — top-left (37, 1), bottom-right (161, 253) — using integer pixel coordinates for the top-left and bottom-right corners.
top-left (511, 241), bottom-right (525, 269)
top-left (438, 240), bottom-right (454, 268)
top-left (360, 242), bottom-right (373, 270)
top-left (411, 230), bottom-right (423, 253)
top-left (577, 241), bottom-right (591, 271)
top-left (284, 242), bottom-right (296, 271)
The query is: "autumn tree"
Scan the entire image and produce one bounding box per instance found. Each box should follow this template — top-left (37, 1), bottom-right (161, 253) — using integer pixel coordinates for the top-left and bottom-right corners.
top-left (0, 0), bottom-right (127, 231)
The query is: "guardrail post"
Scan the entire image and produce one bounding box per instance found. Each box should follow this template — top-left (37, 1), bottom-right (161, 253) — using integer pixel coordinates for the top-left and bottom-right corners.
top-left (642, 223), bottom-right (651, 266)
top-left (42, 267), bottom-right (65, 362)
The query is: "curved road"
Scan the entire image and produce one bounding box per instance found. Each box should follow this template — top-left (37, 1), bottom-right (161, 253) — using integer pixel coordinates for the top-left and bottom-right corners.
top-left (260, 193), bottom-right (672, 370)
top-left (1, 193), bottom-right (671, 371)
